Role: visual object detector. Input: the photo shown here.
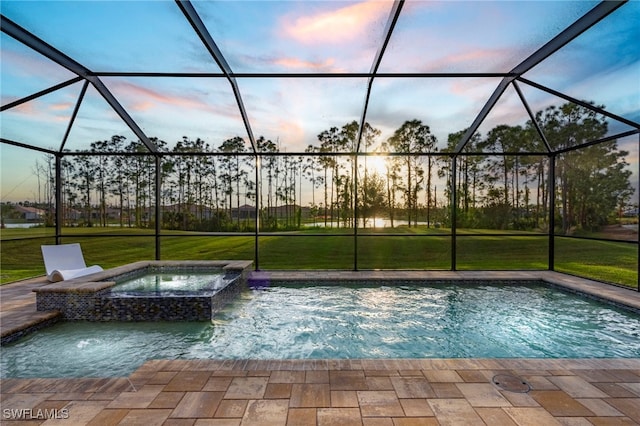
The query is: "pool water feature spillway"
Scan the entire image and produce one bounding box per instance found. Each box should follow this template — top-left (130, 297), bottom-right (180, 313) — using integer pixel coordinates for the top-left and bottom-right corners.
top-left (34, 260), bottom-right (252, 321)
top-left (101, 272), bottom-right (241, 321)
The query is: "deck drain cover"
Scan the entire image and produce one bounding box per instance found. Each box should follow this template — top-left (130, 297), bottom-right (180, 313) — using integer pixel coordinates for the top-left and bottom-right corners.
top-left (492, 374), bottom-right (531, 393)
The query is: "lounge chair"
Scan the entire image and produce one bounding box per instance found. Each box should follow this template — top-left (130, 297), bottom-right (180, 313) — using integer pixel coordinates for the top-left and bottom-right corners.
top-left (41, 243), bottom-right (103, 282)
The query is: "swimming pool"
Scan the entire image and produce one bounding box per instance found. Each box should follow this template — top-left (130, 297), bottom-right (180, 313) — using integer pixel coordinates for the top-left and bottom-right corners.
top-left (2, 282), bottom-right (639, 378)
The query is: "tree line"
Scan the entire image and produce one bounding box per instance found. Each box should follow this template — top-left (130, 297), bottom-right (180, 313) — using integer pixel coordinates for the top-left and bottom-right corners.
top-left (30, 102), bottom-right (633, 234)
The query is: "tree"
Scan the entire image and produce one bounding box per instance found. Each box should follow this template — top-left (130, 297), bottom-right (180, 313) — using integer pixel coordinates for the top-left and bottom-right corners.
top-left (538, 102), bottom-right (632, 234)
top-left (443, 130), bottom-right (483, 228)
top-left (218, 137), bottom-right (247, 227)
top-left (257, 136), bottom-right (278, 229)
top-left (387, 120), bottom-right (437, 227)
top-left (358, 123), bottom-right (382, 228)
top-left (359, 171), bottom-right (386, 227)
top-left (477, 125), bottom-right (525, 229)
top-left (317, 127), bottom-right (341, 227)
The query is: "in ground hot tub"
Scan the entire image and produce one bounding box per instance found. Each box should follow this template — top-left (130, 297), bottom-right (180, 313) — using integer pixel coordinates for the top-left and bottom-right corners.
top-left (34, 260), bottom-right (252, 321)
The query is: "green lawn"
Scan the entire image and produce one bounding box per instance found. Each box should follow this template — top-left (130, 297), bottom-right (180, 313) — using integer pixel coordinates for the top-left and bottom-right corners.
top-left (1, 226), bottom-right (637, 289)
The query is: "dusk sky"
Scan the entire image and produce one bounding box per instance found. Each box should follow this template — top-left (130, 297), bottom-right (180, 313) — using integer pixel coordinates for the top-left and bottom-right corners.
top-left (1, 0), bottom-right (638, 203)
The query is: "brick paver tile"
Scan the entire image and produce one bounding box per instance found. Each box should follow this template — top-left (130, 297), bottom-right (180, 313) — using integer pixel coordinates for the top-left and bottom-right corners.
top-left (456, 370), bottom-right (489, 383)
top-left (164, 419), bottom-right (198, 426)
top-left (215, 399), bottom-right (247, 418)
top-left (265, 383), bottom-right (292, 399)
top-left (241, 399), bottom-right (289, 426)
top-left (331, 390), bottom-right (358, 407)
top-left (500, 390), bottom-right (539, 407)
top-left (88, 392), bottom-right (122, 401)
top-left (502, 407), bottom-right (562, 426)
top-left (97, 377), bottom-right (136, 394)
top-left (399, 370), bottom-right (424, 377)
top-left (85, 408), bottom-right (128, 426)
top-left (357, 390), bottom-right (404, 417)
top-left (392, 417), bottom-right (439, 426)
top-left (203, 377), bottom-right (232, 392)
top-left (147, 371), bottom-right (179, 385)
top-left (286, 408), bottom-right (316, 426)
top-left (586, 417), bottom-right (638, 425)
top-left (522, 375), bottom-right (559, 391)
top-left (305, 370), bottom-right (329, 384)
top-left (330, 371), bottom-right (368, 390)
top-left (32, 399), bottom-right (69, 412)
top-left (224, 377), bottom-right (268, 399)
top-left (400, 398), bottom-right (434, 417)
top-left (270, 371), bottom-right (305, 384)
top-left (290, 383), bottom-right (330, 408)
top-left (391, 377), bottom-right (436, 399)
top-left (170, 391), bottom-right (224, 418)
top-left (455, 383), bottom-right (511, 407)
top-left (117, 408), bottom-right (173, 425)
top-left (559, 419), bottom-right (594, 426)
top-left (608, 370), bottom-right (640, 382)
top-left (593, 383), bottom-right (638, 398)
top-left (148, 391), bottom-right (185, 409)
top-left (194, 419), bottom-right (240, 426)
top-left (575, 370), bottom-right (623, 383)
top-left (364, 370), bottom-right (400, 377)
top-left (362, 418), bottom-right (393, 426)
top-left (428, 399), bottom-right (482, 426)
top-left (423, 370), bottom-right (464, 383)
top-left (365, 376), bottom-right (393, 391)
top-left (604, 398), bottom-right (640, 423)
top-left (530, 391), bottom-right (595, 417)
top-left (107, 385), bottom-right (164, 409)
top-left (620, 383), bottom-right (640, 397)
top-left (547, 376), bottom-right (609, 398)
top-left (165, 371), bottom-right (210, 392)
top-left (317, 407), bottom-right (361, 426)
top-left (431, 383), bottom-right (464, 398)
top-left (476, 407), bottom-right (518, 425)
top-left (577, 398), bottom-right (623, 417)
top-left (427, 398), bottom-right (484, 426)
top-left (0, 393), bottom-right (53, 410)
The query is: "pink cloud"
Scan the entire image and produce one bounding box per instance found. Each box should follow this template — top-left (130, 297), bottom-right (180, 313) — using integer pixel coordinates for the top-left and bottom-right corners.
top-left (108, 80), bottom-right (240, 120)
top-left (236, 53), bottom-right (346, 73)
top-left (111, 81), bottom-right (199, 111)
top-left (420, 47), bottom-right (514, 74)
top-left (282, 1), bottom-right (391, 44)
top-left (12, 102), bottom-right (36, 115)
top-left (273, 57), bottom-right (336, 71)
top-left (132, 101), bottom-right (155, 112)
top-left (1, 49), bottom-right (74, 83)
top-left (6, 100), bottom-right (71, 123)
top-left (50, 102), bottom-right (73, 111)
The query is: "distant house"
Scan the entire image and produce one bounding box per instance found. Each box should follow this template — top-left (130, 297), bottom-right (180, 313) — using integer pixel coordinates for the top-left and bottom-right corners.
top-left (232, 204), bottom-right (256, 219)
top-left (230, 205), bottom-right (311, 220)
top-left (162, 203), bottom-right (215, 219)
top-left (266, 205), bottom-right (311, 219)
top-left (13, 205), bottom-right (45, 221)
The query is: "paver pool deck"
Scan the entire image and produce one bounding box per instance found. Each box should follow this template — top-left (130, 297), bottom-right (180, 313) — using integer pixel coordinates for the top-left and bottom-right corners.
top-left (1, 270), bottom-right (639, 425)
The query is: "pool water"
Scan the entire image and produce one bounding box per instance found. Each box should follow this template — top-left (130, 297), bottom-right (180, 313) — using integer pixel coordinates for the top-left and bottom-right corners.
top-left (2, 283), bottom-right (639, 378)
top-left (111, 272), bottom-right (229, 295)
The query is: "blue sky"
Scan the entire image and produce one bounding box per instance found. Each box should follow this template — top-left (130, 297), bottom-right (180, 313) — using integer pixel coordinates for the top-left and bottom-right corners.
top-left (1, 0), bottom-right (639, 203)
